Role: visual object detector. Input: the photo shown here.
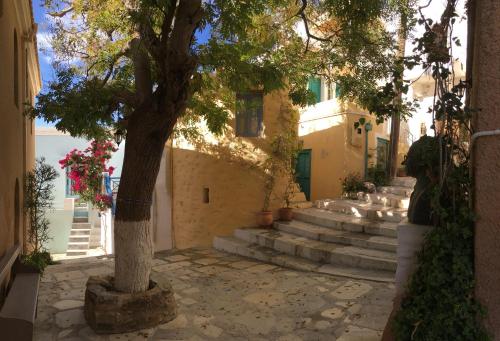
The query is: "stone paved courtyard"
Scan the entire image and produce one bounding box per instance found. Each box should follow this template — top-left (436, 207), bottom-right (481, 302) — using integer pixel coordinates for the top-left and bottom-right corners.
top-left (35, 248), bottom-right (394, 340)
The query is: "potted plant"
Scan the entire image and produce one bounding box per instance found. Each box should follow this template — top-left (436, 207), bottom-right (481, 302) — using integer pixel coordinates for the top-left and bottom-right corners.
top-left (279, 133), bottom-right (302, 221)
top-left (23, 158), bottom-right (59, 273)
top-left (340, 172), bottom-right (366, 199)
top-left (279, 177), bottom-right (296, 221)
top-left (257, 171), bottom-right (276, 227)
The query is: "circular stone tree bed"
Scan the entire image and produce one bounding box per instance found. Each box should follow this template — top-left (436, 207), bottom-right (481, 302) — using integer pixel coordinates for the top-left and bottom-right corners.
top-left (84, 275), bottom-right (177, 334)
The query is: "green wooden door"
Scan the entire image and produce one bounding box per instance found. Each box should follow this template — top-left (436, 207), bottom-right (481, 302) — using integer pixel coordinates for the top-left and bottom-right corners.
top-left (376, 138), bottom-right (390, 171)
top-left (295, 149), bottom-right (312, 201)
top-left (307, 77), bottom-right (321, 104)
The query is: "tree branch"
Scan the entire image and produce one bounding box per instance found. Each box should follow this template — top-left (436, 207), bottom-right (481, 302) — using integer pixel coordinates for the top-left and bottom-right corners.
top-left (295, 0), bottom-right (339, 51)
top-left (130, 38), bottom-right (153, 105)
top-left (48, 6), bottom-right (74, 17)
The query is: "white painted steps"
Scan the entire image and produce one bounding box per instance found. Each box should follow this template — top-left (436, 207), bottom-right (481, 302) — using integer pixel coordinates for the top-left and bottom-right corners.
top-left (233, 228), bottom-right (397, 272)
top-left (315, 199), bottom-right (408, 223)
top-left (213, 177), bottom-right (415, 281)
top-left (213, 236), bottom-right (394, 282)
top-left (66, 204), bottom-right (91, 257)
top-left (274, 220), bottom-right (397, 253)
top-left (293, 208), bottom-right (399, 238)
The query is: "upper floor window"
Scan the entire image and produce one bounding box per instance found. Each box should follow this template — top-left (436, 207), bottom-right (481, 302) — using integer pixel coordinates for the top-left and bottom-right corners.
top-left (235, 92), bottom-right (263, 137)
top-left (14, 30), bottom-right (19, 108)
top-left (308, 76), bottom-right (340, 104)
top-left (308, 77), bottom-right (321, 104)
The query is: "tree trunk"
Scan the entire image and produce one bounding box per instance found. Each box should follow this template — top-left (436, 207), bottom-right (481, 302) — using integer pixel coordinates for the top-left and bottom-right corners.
top-left (388, 9), bottom-right (408, 179)
top-left (113, 114), bottom-right (172, 293)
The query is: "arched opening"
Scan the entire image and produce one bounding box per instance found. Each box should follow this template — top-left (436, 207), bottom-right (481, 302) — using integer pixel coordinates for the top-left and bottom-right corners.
top-left (14, 179), bottom-right (20, 245)
top-left (13, 29), bottom-right (19, 108)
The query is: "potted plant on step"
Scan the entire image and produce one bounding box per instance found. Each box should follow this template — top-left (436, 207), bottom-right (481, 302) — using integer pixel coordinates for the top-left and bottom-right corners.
top-left (340, 172), bottom-right (366, 200)
top-left (279, 178), bottom-right (296, 221)
top-left (257, 171), bottom-right (276, 227)
top-left (279, 132), bottom-right (302, 221)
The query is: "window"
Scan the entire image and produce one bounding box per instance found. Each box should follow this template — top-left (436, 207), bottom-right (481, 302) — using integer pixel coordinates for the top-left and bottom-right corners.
top-left (236, 92), bottom-right (263, 137)
top-left (14, 30), bottom-right (19, 108)
top-left (307, 77), bottom-right (321, 104)
top-left (65, 168), bottom-right (78, 197)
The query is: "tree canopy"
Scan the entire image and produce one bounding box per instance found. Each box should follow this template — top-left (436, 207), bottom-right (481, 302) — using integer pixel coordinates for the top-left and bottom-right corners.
top-left (32, 0), bottom-right (409, 139)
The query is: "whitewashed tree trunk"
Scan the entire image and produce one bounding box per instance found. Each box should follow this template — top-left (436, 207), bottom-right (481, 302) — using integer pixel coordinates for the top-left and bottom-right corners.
top-left (114, 219), bottom-right (154, 293)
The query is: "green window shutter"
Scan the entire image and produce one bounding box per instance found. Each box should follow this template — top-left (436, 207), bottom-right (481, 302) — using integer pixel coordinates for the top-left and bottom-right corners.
top-left (308, 77), bottom-right (321, 104)
top-left (335, 83), bottom-right (342, 98)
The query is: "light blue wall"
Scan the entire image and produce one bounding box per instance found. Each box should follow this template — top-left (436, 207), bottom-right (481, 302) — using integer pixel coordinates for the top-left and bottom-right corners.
top-left (36, 134), bottom-right (125, 209)
top-left (35, 132), bottom-right (125, 253)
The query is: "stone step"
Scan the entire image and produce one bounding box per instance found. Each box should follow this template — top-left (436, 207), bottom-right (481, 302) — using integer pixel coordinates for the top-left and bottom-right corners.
top-left (362, 193), bottom-right (410, 209)
top-left (65, 250), bottom-right (87, 256)
top-left (274, 220), bottom-right (397, 253)
top-left (213, 236), bottom-right (394, 282)
top-left (74, 211), bottom-right (89, 218)
top-left (234, 228), bottom-right (397, 272)
top-left (69, 236), bottom-right (90, 243)
top-left (67, 242), bottom-right (90, 250)
top-left (377, 186), bottom-right (413, 197)
top-left (293, 208), bottom-right (398, 238)
top-left (289, 201), bottom-right (313, 209)
top-left (70, 229), bottom-right (91, 236)
top-left (390, 177), bottom-right (416, 188)
top-left (315, 199), bottom-right (407, 223)
top-left (73, 217), bottom-right (89, 223)
top-left (72, 222), bottom-right (91, 229)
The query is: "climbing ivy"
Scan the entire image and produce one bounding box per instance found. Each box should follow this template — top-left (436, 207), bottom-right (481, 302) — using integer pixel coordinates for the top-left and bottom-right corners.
top-left (368, 0), bottom-right (490, 339)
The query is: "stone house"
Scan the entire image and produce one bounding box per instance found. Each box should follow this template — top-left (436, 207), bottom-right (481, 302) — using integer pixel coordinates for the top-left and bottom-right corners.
top-left (0, 0), bottom-right (41, 298)
top-left (154, 82), bottom-right (397, 249)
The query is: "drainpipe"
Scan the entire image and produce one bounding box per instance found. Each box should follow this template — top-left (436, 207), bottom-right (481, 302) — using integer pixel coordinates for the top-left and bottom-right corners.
top-left (364, 122), bottom-right (373, 179)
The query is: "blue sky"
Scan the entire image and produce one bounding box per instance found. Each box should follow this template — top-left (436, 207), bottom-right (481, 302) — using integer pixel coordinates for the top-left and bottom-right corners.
top-left (32, 0), bottom-right (211, 128)
top-left (33, 0), bottom-right (56, 127)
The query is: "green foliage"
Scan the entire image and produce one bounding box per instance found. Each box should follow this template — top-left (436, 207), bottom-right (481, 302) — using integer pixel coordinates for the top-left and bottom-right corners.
top-left (30, 0), bottom-right (411, 141)
top-left (25, 158), bottom-right (58, 271)
top-left (386, 1), bottom-right (490, 339)
top-left (366, 165), bottom-right (389, 187)
top-left (21, 251), bottom-right (54, 273)
top-left (341, 172), bottom-right (365, 195)
top-left (25, 158), bottom-right (58, 253)
top-left (262, 129), bottom-right (302, 211)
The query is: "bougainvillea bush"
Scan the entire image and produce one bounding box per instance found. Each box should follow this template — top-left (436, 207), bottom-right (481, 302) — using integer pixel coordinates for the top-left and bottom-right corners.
top-left (59, 140), bottom-right (117, 211)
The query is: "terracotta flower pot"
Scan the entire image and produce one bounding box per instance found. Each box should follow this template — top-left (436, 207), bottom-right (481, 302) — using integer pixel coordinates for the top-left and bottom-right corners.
top-left (256, 211), bottom-right (274, 227)
top-left (279, 207), bottom-right (294, 221)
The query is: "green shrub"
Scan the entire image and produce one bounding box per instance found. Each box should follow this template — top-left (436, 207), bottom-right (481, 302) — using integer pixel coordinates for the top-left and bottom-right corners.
top-left (341, 172), bottom-right (365, 194)
top-left (21, 251), bottom-right (54, 273)
top-left (367, 165), bottom-right (389, 187)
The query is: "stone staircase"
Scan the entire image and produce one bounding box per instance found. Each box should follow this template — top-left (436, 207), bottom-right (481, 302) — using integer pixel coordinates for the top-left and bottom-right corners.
top-left (214, 177), bottom-right (415, 282)
top-left (66, 202), bottom-right (91, 257)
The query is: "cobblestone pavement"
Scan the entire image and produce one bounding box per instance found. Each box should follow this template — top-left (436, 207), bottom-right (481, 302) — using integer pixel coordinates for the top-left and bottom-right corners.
top-left (35, 248), bottom-right (394, 341)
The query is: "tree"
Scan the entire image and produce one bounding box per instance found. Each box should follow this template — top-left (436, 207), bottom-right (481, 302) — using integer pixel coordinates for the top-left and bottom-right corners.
top-left (24, 158), bottom-right (58, 271)
top-left (388, 0), bottom-right (410, 179)
top-left (32, 0), bottom-right (409, 295)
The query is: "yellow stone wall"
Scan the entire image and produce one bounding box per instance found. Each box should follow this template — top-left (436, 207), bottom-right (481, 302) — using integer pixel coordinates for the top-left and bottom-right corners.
top-left (0, 0), bottom-right (41, 289)
top-left (169, 89), bottom-right (400, 248)
top-left (171, 90), bottom-right (292, 248)
top-left (299, 101), bottom-right (392, 201)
